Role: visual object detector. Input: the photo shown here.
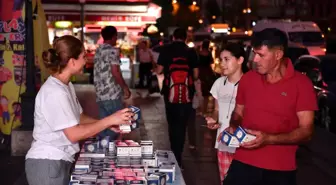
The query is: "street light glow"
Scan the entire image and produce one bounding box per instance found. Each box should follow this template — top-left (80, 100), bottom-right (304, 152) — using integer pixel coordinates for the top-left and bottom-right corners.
top-left (199, 19), bottom-right (203, 24)
top-left (247, 8), bottom-right (251, 13)
top-left (172, 0), bottom-right (177, 4)
top-left (193, 1), bottom-right (196, 5)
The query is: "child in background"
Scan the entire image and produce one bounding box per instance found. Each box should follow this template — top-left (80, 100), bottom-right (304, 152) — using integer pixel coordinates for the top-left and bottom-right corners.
top-left (206, 42), bottom-right (249, 182)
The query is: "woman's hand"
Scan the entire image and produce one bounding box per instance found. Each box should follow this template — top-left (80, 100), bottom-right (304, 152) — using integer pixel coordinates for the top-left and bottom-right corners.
top-left (107, 108), bottom-right (134, 126)
top-left (205, 117), bottom-right (220, 130)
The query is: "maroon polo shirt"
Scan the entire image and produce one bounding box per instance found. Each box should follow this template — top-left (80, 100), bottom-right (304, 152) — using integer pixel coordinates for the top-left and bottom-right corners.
top-left (234, 58), bottom-right (318, 171)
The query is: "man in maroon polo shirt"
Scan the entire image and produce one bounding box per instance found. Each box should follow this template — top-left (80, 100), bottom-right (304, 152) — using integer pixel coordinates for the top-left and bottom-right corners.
top-left (222, 28), bottom-right (317, 185)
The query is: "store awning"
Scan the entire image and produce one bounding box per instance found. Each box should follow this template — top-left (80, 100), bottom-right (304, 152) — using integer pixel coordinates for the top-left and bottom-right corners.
top-left (42, 0), bottom-right (150, 3)
top-left (43, 3), bottom-right (161, 25)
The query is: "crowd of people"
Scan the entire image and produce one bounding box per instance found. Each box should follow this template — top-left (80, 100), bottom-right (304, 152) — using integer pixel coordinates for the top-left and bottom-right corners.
top-left (24, 26), bottom-right (317, 185)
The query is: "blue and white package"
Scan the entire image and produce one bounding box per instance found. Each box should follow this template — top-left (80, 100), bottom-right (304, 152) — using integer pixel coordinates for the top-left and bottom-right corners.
top-left (129, 105), bottom-right (141, 121)
top-left (120, 106), bottom-right (141, 132)
top-left (233, 126), bottom-right (256, 143)
top-left (84, 142), bottom-right (99, 152)
top-left (221, 131), bottom-right (240, 148)
top-left (99, 136), bottom-right (110, 149)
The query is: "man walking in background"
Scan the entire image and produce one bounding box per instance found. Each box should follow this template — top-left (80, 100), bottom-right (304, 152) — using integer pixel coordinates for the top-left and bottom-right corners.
top-left (156, 28), bottom-right (200, 167)
top-left (94, 26), bottom-right (131, 139)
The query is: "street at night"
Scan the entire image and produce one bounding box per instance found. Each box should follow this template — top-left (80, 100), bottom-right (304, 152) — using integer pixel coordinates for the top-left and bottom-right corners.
top-left (1, 0), bottom-right (336, 185)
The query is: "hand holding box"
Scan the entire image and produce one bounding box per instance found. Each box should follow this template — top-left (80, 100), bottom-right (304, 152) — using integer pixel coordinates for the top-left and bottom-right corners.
top-left (233, 126), bottom-right (256, 143)
top-left (120, 105), bottom-right (141, 132)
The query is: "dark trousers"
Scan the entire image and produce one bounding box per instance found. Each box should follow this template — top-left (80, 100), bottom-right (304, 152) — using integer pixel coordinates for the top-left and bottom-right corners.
top-left (164, 98), bottom-right (193, 165)
top-left (187, 108), bottom-right (196, 146)
top-left (86, 67), bottom-right (93, 84)
top-left (224, 160), bottom-right (297, 185)
top-left (139, 63), bottom-right (153, 88)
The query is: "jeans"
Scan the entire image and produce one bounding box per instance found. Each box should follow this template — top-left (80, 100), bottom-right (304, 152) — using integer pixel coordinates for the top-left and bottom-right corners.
top-left (25, 159), bottom-right (72, 185)
top-left (223, 160), bottom-right (297, 185)
top-left (97, 97), bottom-right (124, 139)
top-left (164, 98), bottom-right (193, 165)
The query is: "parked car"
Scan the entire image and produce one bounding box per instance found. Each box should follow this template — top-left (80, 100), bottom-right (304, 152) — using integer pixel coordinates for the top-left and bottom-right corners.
top-left (294, 55), bottom-right (336, 133)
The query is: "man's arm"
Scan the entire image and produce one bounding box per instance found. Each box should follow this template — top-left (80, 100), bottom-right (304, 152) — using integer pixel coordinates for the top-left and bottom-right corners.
top-left (111, 64), bottom-right (128, 89)
top-left (156, 47), bottom-right (166, 75)
top-left (242, 111), bottom-right (314, 149)
top-left (267, 111), bottom-right (314, 144)
top-left (229, 104), bottom-right (244, 129)
top-left (80, 113), bottom-right (98, 124)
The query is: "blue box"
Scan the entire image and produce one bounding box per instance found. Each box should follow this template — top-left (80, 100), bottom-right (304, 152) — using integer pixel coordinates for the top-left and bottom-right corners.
top-left (221, 131), bottom-right (240, 148)
top-left (99, 136), bottom-right (110, 149)
top-left (120, 106), bottom-right (141, 132)
top-left (233, 126), bottom-right (256, 143)
top-left (129, 105), bottom-right (141, 121)
top-left (84, 142), bottom-right (99, 152)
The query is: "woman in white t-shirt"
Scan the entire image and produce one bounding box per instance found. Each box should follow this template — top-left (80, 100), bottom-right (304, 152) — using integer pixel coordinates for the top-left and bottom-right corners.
top-left (25, 36), bottom-right (134, 185)
top-left (205, 42), bottom-right (249, 183)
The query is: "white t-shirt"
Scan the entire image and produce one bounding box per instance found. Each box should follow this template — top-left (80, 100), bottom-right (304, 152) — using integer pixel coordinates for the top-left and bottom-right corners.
top-left (26, 76), bottom-right (82, 162)
top-left (210, 76), bottom-right (239, 153)
top-left (138, 49), bottom-right (153, 63)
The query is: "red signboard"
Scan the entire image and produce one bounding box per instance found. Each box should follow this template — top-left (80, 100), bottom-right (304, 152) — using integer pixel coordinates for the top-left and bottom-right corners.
top-left (42, 0), bottom-right (149, 3)
top-left (46, 14), bottom-right (156, 22)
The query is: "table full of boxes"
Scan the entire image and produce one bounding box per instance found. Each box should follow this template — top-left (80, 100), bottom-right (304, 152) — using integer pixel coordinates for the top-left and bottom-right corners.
top-left (69, 136), bottom-right (185, 185)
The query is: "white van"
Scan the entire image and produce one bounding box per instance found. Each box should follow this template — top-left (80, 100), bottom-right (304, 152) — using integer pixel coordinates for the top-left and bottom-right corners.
top-left (253, 20), bottom-right (326, 56)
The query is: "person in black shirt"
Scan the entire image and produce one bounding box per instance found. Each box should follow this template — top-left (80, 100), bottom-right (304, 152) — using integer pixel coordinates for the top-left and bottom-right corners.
top-left (156, 28), bottom-right (200, 167)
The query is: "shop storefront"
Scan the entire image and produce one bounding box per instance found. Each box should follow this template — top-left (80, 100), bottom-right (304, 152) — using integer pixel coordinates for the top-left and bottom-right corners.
top-left (42, 0), bottom-right (161, 52)
top-left (42, 0), bottom-right (161, 85)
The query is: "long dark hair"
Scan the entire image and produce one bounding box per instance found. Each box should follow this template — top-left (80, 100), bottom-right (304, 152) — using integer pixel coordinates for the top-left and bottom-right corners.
top-left (221, 42), bottom-right (249, 73)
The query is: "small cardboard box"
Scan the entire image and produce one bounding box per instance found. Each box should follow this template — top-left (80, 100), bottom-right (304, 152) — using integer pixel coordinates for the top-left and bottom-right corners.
top-left (129, 179), bottom-right (146, 185)
top-left (77, 181), bottom-right (96, 185)
top-left (234, 126), bottom-right (256, 143)
top-left (80, 152), bottom-right (105, 158)
top-left (140, 141), bottom-right (153, 156)
top-left (142, 157), bottom-right (157, 167)
top-left (129, 106), bottom-right (141, 121)
top-left (119, 106), bottom-right (141, 132)
top-left (96, 176), bottom-right (114, 183)
top-left (114, 179), bottom-right (127, 185)
top-left (119, 124), bottom-right (131, 133)
top-left (116, 143), bottom-right (129, 157)
top-left (146, 176), bottom-right (160, 185)
top-left (149, 172), bottom-right (166, 185)
top-left (221, 131), bottom-right (240, 148)
top-left (109, 141), bottom-right (116, 153)
top-left (145, 166), bottom-right (160, 174)
top-left (99, 136), bottom-right (110, 149)
top-left (84, 142), bottom-right (99, 153)
top-left (128, 143), bottom-right (142, 157)
top-left (74, 161), bottom-right (91, 170)
top-left (159, 164), bottom-right (175, 183)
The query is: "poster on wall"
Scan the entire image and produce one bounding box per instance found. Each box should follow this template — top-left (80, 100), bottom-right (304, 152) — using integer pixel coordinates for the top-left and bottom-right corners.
top-left (0, 0), bottom-right (49, 135)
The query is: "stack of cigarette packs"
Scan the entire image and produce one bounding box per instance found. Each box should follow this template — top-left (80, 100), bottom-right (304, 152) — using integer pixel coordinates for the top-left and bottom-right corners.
top-left (70, 137), bottom-right (176, 185)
